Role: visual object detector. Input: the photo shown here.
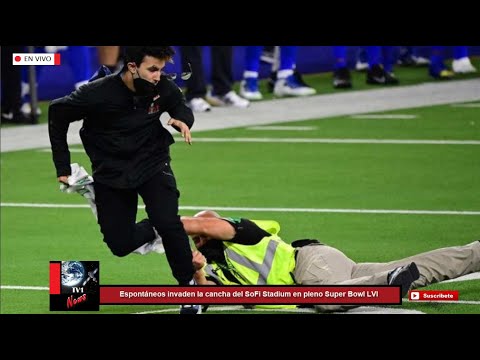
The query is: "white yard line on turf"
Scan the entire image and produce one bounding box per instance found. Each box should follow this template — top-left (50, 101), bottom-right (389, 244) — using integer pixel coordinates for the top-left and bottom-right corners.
top-left (246, 126), bottom-right (317, 130)
top-left (187, 138), bottom-right (480, 145)
top-left (36, 138), bottom-right (480, 149)
top-left (2, 202), bottom-right (479, 215)
top-left (1, 285), bottom-right (49, 290)
top-left (350, 114), bottom-right (418, 119)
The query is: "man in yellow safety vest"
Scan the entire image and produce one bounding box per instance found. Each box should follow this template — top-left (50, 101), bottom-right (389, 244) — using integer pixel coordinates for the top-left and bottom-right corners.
top-left (180, 210), bottom-right (480, 313)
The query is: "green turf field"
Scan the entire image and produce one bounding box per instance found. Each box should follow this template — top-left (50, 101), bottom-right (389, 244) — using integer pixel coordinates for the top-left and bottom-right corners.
top-left (1, 100), bottom-right (479, 314)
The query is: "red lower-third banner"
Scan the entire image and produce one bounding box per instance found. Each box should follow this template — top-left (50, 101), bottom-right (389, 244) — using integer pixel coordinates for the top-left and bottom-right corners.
top-left (100, 286), bottom-right (401, 305)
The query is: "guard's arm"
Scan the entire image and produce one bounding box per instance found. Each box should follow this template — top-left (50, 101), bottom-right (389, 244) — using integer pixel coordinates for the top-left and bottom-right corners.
top-left (181, 217), bottom-right (270, 245)
top-left (181, 217), bottom-right (236, 241)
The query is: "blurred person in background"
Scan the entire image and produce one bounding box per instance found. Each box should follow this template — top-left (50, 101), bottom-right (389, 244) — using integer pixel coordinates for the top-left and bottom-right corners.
top-left (96, 46), bottom-right (121, 73)
top-left (180, 46), bottom-right (249, 112)
top-left (332, 46), bottom-right (352, 89)
top-left (1, 46), bottom-right (35, 124)
top-left (21, 46), bottom-right (122, 119)
top-left (429, 46), bottom-right (477, 79)
top-left (21, 46), bottom-right (95, 119)
top-left (332, 46), bottom-right (400, 89)
top-left (397, 46), bottom-right (430, 67)
top-left (451, 46), bottom-right (477, 74)
top-left (240, 46), bottom-right (316, 100)
top-left (364, 46), bottom-right (399, 85)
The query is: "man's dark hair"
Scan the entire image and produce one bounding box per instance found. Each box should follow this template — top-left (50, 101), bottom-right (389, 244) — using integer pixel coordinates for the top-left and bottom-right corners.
top-left (124, 46), bottom-right (175, 67)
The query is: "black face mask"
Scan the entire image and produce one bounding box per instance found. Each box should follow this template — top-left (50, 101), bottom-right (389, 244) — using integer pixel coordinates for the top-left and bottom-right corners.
top-left (133, 74), bottom-right (158, 97)
top-left (131, 61), bottom-right (193, 96)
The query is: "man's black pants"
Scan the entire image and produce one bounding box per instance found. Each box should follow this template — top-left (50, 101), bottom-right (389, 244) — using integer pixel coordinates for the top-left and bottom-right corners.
top-left (180, 46), bottom-right (233, 100)
top-left (94, 165), bottom-right (194, 285)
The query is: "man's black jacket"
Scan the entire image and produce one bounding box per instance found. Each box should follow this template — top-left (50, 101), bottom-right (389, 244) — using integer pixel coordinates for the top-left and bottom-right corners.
top-left (48, 73), bottom-right (194, 188)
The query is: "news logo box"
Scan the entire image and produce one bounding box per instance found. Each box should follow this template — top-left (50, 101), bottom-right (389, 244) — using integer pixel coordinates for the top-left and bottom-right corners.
top-left (13, 53), bottom-right (61, 65)
top-left (50, 261), bottom-right (100, 311)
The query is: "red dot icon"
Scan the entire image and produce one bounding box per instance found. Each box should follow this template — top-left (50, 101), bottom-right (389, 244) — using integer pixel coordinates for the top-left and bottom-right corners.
top-left (14, 56), bottom-right (21, 62)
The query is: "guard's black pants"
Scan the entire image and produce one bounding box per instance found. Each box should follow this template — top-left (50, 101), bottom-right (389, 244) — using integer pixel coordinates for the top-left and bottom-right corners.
top-left (94, 165), bottom-right (194, 285)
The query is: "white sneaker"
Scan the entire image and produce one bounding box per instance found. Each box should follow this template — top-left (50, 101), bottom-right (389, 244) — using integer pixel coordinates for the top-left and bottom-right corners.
top-left (412, 56), bottom-right (430, 66)
top-left (223, 90), bottom-right (250, 108)
top-left (187, 97), bottom-right (211, 112)
top-left (20, 102), bottom-right (42, 117)
top-left (273, 76), bottom-right (316, 97)
top-left (205, 90), bottom-right (224, 107)
top-left (208, 90), bottom-right (250, 108)
top-left (133, 227), bottom-right (165, 255)
top-left (452, 57), bottom-right (477, 74)
top-left (355, 61), bottom-right (369, 72)
top-left (240, 78), bottom-right (263, 100)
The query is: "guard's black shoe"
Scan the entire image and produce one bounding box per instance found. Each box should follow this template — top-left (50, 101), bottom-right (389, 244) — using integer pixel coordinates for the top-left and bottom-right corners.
top-left (333, 67), bottom-right (352, 88)
top-left (179, 279), bottom-right (202, 314)
top-left (180, 304), bottom-right (202, 314)
top-left (388, 262), bottom-right (420, 298)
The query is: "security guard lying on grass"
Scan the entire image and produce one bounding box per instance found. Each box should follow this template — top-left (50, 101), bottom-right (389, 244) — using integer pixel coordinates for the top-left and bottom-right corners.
top-left (181, 210), bottom-right (480, 313)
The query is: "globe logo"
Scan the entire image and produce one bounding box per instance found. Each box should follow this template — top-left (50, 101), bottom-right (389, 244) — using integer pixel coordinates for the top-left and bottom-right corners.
top-left (61, 261), bottom-right (86, 287)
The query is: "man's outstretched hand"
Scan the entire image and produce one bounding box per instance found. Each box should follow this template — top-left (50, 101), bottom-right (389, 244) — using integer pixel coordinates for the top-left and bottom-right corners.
top-left (168, 118), bottom-right (192, 145)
